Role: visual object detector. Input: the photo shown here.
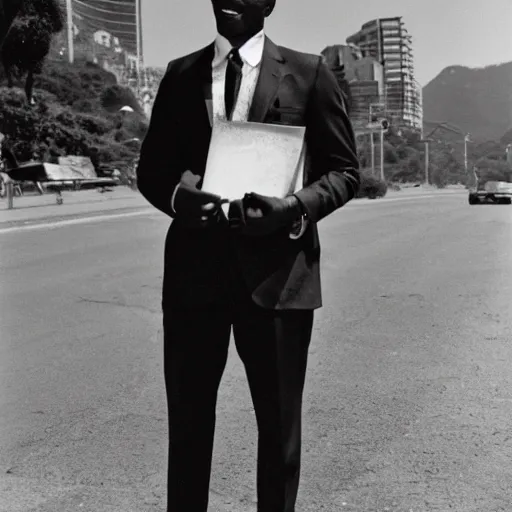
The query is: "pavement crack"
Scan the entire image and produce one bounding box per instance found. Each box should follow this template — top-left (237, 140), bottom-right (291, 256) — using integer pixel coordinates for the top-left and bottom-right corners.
top-left (76, 296), bottom-right (160, 315)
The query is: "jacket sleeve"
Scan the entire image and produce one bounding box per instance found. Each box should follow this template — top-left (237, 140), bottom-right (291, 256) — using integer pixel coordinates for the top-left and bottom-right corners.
top-left (136, 62), bottom-right (184, 218)
top-left (294, 58), bottom-right (360, 224)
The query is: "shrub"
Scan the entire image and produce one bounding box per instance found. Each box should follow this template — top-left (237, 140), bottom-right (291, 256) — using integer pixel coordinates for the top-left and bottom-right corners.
top-left (0, 86), bottom-right (131, 163)
top-left (100, 84), bottom-right (144, 115)
top-left (357, 170), bottom-right (388, 199)
top-left (71, 98), bottom-right (101, 113)
top-left (31, 58), bottom-right (117, 106)
top-left (0, 59), bottom-right (141, 181)
top-left (74, 113), bottom-right (113, 136)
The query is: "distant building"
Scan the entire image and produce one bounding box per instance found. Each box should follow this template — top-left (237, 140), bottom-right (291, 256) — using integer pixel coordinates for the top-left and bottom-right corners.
top-left (321, 44), bottom-right (384, 128)
top-left (346, 17), bottom-right (422, 131)
top-left (322, 44), bottom-right (362, 81)
top-left (93, 30), bottom-right (122, 53)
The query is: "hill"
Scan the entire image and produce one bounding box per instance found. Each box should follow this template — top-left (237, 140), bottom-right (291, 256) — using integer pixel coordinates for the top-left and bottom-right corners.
top-left (0, 57), bottom-right (147, 173)
top-left (422, 62), bottom-right (512, 142)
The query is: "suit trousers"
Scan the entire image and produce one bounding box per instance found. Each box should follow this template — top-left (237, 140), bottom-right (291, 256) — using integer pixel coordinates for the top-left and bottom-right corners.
top-left (163, 268), bottom-right (314, 512)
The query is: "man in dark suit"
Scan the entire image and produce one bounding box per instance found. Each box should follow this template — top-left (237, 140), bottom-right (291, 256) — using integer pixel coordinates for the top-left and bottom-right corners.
top-left (137, 1), bottom-right (360, 510)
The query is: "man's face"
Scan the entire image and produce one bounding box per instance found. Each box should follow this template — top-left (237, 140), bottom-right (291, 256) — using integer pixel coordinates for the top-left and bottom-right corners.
top-left (211, 0), bottom-right (275, 43)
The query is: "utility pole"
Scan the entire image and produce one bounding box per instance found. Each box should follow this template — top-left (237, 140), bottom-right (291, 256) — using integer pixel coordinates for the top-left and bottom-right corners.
top-left (66, 0), bottom-right (74, 64)
top-left (464, 134), bottom-right (471, 174)
top-left (380, 128), bottom-right (385, 181)
top-left (419, 138), bottom-right (433, 185)
top-left (370, 131), bottom-right (375, 175)
top-left (424, 140), bottom-right (429, 184)
top-left (369, 103), bottom-right (385, 176)
top-left (135, 0), bottom-right (142, 94)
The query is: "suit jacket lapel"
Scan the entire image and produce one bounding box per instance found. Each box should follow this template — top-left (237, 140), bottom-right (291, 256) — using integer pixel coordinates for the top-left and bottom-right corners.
top-left (185, 43), bottom-right (215, 130)
top-left (249, 37), bottom-right (286, 123)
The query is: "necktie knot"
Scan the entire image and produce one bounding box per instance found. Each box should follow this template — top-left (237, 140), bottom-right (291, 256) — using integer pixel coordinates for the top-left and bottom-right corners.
top-left (228, 48), bottom-right (243, 68)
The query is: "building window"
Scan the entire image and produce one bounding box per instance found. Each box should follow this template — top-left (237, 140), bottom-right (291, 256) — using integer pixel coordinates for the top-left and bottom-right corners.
top-left (380, 20), bottom-right (400, 28)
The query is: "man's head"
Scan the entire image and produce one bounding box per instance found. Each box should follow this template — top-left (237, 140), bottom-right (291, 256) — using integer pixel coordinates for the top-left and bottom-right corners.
top-left (211, 0), bottom-right (276, 46)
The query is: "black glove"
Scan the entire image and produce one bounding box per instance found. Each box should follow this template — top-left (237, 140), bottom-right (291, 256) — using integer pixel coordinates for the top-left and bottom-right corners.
top-left (174, 171), bottom-right (227, 229)
top-left (229, 192), bottom-right (303, 236)
top-left (227, 199), bottom-right (247, 230)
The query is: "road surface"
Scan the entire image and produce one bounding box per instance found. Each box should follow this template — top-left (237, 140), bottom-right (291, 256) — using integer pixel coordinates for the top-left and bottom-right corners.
top-left (1, 192), bottom-right (511, 511)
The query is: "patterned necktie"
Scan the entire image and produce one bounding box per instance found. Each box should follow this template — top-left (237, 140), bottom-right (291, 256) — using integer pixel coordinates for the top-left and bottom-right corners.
top-left (224, 48), bottom-right (243, 121)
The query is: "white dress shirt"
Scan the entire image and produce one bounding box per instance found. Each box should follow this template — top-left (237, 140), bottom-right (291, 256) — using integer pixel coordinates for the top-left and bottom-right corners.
top-left (211, 29), bottom-right (265, 122)
top-left (170, 30), bottom-right (265, 212)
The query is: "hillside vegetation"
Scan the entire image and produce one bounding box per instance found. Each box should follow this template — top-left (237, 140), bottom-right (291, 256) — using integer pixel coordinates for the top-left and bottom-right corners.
top-left (0, 57), bottom-right (147, 174)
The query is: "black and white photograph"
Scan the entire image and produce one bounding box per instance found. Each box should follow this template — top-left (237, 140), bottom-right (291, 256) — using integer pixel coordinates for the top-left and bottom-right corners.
top-left (1, 0), bottom-right (511, 511)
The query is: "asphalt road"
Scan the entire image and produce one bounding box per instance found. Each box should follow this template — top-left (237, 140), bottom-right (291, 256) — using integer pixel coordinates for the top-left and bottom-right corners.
top-left (1, 192), bottom-right (511, 512)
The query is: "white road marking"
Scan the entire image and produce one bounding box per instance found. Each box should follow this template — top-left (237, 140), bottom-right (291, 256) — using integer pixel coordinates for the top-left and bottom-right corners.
top-left (0, 193), bottom-right (465, 235)
top-left (0, 208), bottom-right (157, 234)
top-left (347, 192), bottom-right (465, 206)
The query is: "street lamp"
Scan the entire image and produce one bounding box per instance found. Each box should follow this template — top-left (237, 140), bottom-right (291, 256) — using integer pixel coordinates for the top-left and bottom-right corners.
top-left (419, 137), bottom-right (433, 185)
top-left (464, 133), bottom-right (472, 174)
top-left (369, 103), bottom-right (387, 178)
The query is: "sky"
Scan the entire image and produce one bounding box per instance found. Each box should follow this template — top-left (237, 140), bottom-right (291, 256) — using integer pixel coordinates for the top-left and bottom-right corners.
top-left (140, 0), bottom-right (512, 86)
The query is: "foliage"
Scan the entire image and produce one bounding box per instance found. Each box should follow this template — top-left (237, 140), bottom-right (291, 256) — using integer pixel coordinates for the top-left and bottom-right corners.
top-left (28, 58), bottom-right (117, 105)
top-left (0, 54), bottom-right (146, 179)
top-left (101, 84), bottom-right (144, 115)
top-left (355, 125), bottom-right (511, 188)
top-left (357, 170), bottom-right (388, 199)
top-left (0, 0), bottom-right (24, 47)
top-left (0, 83), bottom-right (141, 173)
top-left (1, 0), bottom-right (63, 74)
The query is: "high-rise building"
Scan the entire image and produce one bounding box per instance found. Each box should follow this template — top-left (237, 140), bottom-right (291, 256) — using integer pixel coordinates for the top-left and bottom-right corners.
top-left (346, 17), bottom-right (422, 131)
top-left (321, 44), bottom-right (384, 129)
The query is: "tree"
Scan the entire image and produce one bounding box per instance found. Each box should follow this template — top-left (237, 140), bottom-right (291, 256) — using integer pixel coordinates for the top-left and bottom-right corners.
top-left (0, 0), bottom-right (24, 49)
top-left (1, 0), bottom-right (63, 104)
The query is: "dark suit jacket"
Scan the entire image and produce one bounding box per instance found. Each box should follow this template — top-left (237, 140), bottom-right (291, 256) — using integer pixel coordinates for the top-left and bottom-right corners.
top-left (137, 37), bottom-right (360, 310)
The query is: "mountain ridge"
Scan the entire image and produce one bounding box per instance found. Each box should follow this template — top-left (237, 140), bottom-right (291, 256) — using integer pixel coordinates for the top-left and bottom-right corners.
top-left (422, 61), bottom-right (512, 142)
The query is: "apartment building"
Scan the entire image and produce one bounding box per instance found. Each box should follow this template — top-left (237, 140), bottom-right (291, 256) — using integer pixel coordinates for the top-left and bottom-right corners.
top-left (346, 17), bottom-right (423, 131)
top-left (321, 44), bottom-right (384, 129)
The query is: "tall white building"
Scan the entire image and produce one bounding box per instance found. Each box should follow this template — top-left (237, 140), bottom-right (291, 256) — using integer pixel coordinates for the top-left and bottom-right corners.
top-left (347, 17), bottom-right (423, 131)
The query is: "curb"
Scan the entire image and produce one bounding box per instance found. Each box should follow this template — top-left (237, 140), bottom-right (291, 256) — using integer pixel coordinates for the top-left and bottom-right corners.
top-left (0, 205), bottom-right (155, 232)
top-left (0, 190), bottom-right (150, 228)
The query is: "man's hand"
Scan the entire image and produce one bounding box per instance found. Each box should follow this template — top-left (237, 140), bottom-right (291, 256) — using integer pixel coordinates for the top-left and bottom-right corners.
top-left (174, 171), bottom-right (228, 228)
top-left (229, 192), bottom-right (303, 236)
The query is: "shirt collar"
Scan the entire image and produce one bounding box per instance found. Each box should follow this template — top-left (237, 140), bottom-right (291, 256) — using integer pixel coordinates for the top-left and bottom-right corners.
top-left (212, 30), bottom-right (265, 68)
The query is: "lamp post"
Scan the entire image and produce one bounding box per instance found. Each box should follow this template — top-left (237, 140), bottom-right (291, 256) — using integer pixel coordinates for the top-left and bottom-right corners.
top-left (419, 138), bottom-right (433, 185)
top-left (464, 133), bottom-right (471, 174)
top-left (135, 0), bottom-right (142, 94)
top-left (369, 103), bottom-right (386, 177)
top-left (65, 0), bottom-right (74, 64)
top-left (379, 127), bottom-right (385, 181)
